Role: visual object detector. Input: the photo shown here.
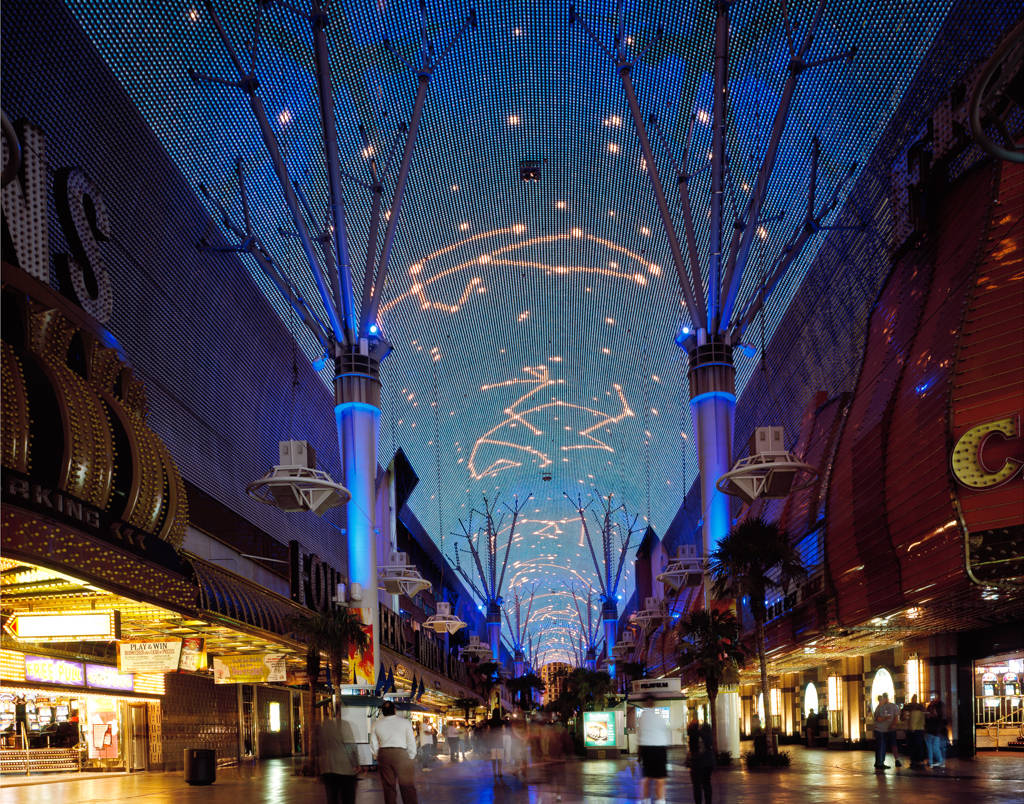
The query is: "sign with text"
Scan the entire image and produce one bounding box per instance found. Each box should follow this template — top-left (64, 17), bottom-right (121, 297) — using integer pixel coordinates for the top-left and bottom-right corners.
top-left (631, 677), bottom-right (682, 695)
top-left (212, 654), bottom-right (287, 685)
top-left (24, 655), bottom-right (85, 687)
top-left (117, 639), bottom-right (183, 673)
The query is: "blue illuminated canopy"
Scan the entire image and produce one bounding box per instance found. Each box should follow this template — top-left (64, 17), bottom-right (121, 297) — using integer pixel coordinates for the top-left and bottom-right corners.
top-left (64, 0), bottom-right (954, 663)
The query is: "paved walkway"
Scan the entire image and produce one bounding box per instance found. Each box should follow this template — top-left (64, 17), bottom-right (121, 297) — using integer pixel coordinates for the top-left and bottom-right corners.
top-left (2, 747), bottom-right (1023, 803)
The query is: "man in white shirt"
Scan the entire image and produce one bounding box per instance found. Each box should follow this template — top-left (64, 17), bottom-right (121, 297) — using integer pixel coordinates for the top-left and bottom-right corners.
top-left (873, 693), bottom-right (903, 770)
top-left (370, 702), bottom-right (418, 804)
top-left (637, 699), bottom-right (671, 804)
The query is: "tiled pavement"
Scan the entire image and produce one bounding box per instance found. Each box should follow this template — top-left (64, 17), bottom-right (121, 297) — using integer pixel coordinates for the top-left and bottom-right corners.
top-left (2, 746), bottom-right (1023, 803)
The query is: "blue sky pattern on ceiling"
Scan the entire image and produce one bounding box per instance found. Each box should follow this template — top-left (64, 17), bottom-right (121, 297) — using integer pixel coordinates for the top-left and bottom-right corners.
top-left (66, 0), bottom-right (953, 662)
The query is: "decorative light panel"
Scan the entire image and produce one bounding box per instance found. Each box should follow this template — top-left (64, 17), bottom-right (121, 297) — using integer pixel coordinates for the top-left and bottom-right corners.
top-left (63, 0), bottom-right (957, 662)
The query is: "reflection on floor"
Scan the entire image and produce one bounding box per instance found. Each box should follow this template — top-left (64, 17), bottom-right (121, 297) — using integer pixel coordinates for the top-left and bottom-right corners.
top-left (2, 746), bottom-right (1023, 803)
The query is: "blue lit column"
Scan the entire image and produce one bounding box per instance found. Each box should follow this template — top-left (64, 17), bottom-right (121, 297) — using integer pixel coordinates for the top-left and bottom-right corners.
top-left (486, 602), bottom-right (502, 663)
top-left (335, 346), bottom-right (383, 687)
top-left (513, 651), bottom-right (525, 680)
top-left (602, 600), bottom-right (618, 679)
top-left (687, 340), bottom-right (736, 600)
top-left (687, 337), bottom-right (740, 758)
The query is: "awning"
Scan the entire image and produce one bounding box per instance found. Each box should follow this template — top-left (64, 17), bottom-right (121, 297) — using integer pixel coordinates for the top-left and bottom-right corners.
top-left (189, 556), bottom-right (306, 638)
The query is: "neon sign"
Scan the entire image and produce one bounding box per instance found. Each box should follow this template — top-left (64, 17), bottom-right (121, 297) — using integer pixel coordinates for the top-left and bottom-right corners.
top-left (951, 415), bottom-right (1023, 489)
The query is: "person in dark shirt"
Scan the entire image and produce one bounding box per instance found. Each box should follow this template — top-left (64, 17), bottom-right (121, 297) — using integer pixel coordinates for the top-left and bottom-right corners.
top-left (686, 711), bottom-right (714, 804)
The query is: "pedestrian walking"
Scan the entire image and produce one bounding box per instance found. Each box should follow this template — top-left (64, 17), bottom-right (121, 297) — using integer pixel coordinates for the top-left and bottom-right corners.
top-left (487, 718), bottom-right (505, 781)
top-left (904, 695), bottom-right (927, 767)
top-left (872, 693), bottom-right (902, 770)
top-left (445, 721), bottom-right (460, 762)
top-left (637, 699), bottom-right (670, 804)
top-left (925, 692), bottom-right (947, 768)
top-left (370, 701), bottom-right (419, 804)
top-left (686, 710), bottom-right (714, 804)
top-left (318, 713), bottom-right (362, 804)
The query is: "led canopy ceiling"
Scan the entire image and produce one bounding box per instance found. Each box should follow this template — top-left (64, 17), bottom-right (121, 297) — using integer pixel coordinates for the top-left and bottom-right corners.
top-left (66, 0), bottom-right (955, 663)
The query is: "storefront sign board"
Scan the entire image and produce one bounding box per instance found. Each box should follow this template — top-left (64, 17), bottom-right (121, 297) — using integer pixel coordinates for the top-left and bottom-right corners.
top-left (24, 655), bottom-right (85, 687)
top-left (212, 654), bottom-right (287, 684)
top-left (117, 639), bottom-right (182, 673)
top-left (85, 663), bottom-right (135, 692)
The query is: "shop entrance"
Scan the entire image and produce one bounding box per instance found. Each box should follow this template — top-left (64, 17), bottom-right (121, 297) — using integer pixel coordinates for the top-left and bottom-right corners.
top-left (125, 704), bottom-right (148, 771)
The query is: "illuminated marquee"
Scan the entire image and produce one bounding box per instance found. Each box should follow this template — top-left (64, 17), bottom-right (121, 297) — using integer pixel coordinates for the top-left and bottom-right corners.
top-left (951, 415), bottom-right (1023, 489)
top-left (11, 611), bottom-right (120, 641)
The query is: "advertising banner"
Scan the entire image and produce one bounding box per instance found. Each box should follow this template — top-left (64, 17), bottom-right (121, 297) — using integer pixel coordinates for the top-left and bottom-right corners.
top-left (350, 608), bottom-right (375, 686)
top-left (583, 711), bottom-right (616, 748)
top-left (85, 663), bottom-right (135, 692)
top-left (117, 639), bottom-right (183, 673)
top-left (212, 654), bottom-right (287, 684)
top-left (177, 637), bottom-right (206, 672)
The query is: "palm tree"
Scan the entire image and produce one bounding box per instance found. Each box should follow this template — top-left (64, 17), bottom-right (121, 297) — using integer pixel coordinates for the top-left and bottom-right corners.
top-left (451, 696), bottom-right (482, 722)
top-left (507, 672), bottom-right (545, 711)
top-left (291, 607), bottom-right (371, 768)
top-left (708, 517), bottom-right (806, 754)
top-left (676, 608), bottom-right (746, 753)
top-left (470, 661), bottom-right (502, 713)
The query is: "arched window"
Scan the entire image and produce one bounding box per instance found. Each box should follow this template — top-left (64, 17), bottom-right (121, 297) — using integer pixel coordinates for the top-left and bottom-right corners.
top-left (804, 682), bottom-right (819, 717)
top-left (871, 667), bottom-right (895, 707)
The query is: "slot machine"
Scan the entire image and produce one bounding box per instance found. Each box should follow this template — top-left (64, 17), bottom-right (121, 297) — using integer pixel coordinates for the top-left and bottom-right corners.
top-left (1004, 673), bottom-right (1021, 707)
top-left (26, 699), bottom-right (40, 732)
top-left (0, 694), bottom-right (14, 733)
top-left (55, 703), bottom-right (69, 724)
top-left (36, 699), bottom-right (53, 728)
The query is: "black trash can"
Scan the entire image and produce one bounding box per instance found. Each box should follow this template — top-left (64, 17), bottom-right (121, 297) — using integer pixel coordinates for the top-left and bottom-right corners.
top-left (183, 748), bottom-right (216, 785)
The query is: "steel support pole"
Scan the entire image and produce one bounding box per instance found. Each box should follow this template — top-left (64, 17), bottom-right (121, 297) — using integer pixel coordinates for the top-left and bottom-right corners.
top-left (311, 1), bottom-right (356, 344)
top-left (362, 71), bottom-right (430, 333)
top-left (619, 63), bottom-right (707, 331)
top-left (708, 1), bottom-right (729, 329)
top-left (247, 92), bottom-right (345, 343)
top-left (334, 351), bottom-right (382, 687)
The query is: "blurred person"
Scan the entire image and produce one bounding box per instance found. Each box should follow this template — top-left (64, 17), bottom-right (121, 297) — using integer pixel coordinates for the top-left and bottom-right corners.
top-left (873, 693), bottom-right (902, 770)
top-left (487, 718), bottom-right (505, 781)
top-left (686, 710), bottom-right (714, 804)
top-left (370, 701), bottom-right (419, 804)
top-left (638, 699), bottom-right (670, 804)
top-left (904, 694), bottom-right (927, 768)
top-left (805, 708), bottom-right (818, 747)
top-left (318, 710), bottom-right (362, 804)
top-left (418, 722), bottom-right (434, 769)
top-left (445, 721), bottom-right (460, 762)
top-left (925, 692), bottom-right (947, 769)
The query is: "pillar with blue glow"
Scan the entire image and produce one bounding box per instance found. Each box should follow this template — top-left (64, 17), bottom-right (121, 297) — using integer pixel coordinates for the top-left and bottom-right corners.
top-left (687, 336), bottom-right (739, 759)
top-left (334, 344), bottom-right (383, 688)
top-left (486, 601), bottom-right (502, 663)
top-left (602, 600), bottom-right (618, 679)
